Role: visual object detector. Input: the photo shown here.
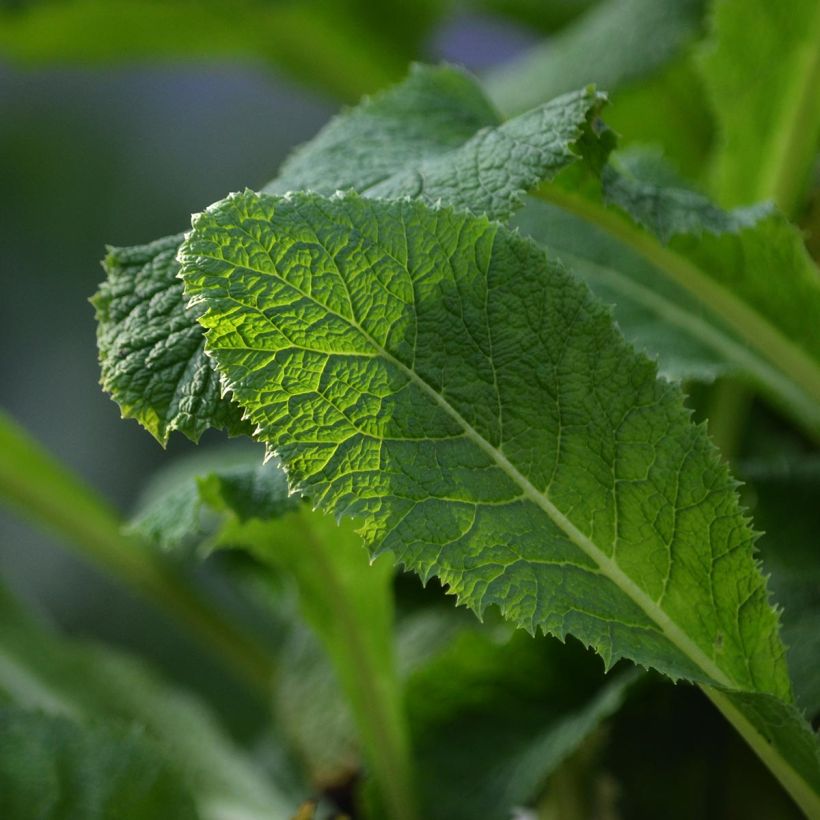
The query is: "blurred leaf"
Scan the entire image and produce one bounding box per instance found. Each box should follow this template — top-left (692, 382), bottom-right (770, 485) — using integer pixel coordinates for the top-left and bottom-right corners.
top-left (0, 706), bottom-right (199, 820)
top-left (466, 0), bottom-right (598, 35)
top-left (698, 0), bottom-right (820, 214)
top-left (406, 628), bottom-right (638, 819)
top-left (0, 0), bottom-right (442, 100)
top-left (0, 586), bottom-right (297, 820)
top-left (483, 0), bottom-right (703, 116)
top-left (132, 454), bottom-right (414, 820)
top-left (532, 147), bottom-right (820, 441)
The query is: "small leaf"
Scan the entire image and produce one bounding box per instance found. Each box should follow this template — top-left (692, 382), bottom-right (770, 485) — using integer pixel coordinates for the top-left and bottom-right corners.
top-left (92, 235), bottom-right (250, 444)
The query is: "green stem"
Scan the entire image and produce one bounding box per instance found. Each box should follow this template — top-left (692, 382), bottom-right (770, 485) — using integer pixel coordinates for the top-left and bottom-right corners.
top-left (290, 516), bottom-right (418, 820)
top-left (0, 409), bottom-right (275, 696)
top-left (703, 686), bottom-right (820, 819)
top-left (752, 2), bottom-right (820, 215)
top-left (535, 185), bottom-right (820, 439)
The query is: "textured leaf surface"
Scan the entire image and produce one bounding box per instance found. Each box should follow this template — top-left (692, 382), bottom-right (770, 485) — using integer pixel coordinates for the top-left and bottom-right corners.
top-left (95, 66), bottom-right (603, 444)
top-left (484, 0), bottom-right (702, 116)
top-left (268, 65), bottom-right (607, 221)
top-left (699, 0), bottom-right (820, 212)
top-left (0, 707), bottom-right (198, 820)
top-left (179, 190), bottom-right (790, 699)
top-left (93, 235), bottom-right (250, 444)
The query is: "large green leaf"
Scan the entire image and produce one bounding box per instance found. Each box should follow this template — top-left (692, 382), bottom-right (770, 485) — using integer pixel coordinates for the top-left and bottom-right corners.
top-left (0, 707), bottom-right (199, 820)
top-left (177, 189), bottom-right (786, 686)
top-left (178, 190), bottom-right (820, 812)
top-left (698, 0), bottom-right (820, 213)
top-left (94, 66), bottom-right (604, 444)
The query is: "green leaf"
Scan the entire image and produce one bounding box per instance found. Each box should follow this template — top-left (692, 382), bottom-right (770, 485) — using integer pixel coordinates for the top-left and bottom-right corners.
top-left (0, 707), bottom-right (199, 820)
top-left (698, 0), bottom-right (820, 213)
top-left (0, 586), bottom-right (297, 820)
top-left (92, 235), bottom-right (251, 445)
top-left (483, 0), bottom-right (703, 116)
top-left (179, 189), bottom-right (788, 692)
top-left (268, 65), bottom-right (607, 221)
top-left (534, 156), bottom-right (820, 441)
top-left (407, 628), bottom-right (639, 819)
top-left (178, 189), bottom-right (820, 813)
top-left (129, 448), bottom-right (296, 549)
top-left (267, 63), bottom-right (501, 198)
top-left (95, 66), bottom-right (605, 444)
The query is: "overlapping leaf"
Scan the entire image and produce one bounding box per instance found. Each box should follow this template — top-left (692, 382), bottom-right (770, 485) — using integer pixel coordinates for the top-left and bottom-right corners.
top-left (93, 235), bottom-right (250, 444)
top-left (94, 66), bottom-right (605, 444)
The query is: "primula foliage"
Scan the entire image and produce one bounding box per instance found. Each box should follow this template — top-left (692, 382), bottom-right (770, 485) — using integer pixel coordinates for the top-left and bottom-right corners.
top-left (0, 2), bottom-right (819, 819)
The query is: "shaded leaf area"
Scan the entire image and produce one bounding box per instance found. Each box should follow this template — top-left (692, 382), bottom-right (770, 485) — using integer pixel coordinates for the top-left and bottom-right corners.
top-left (740, 455), bottom-right (820, 719)
top-left (698, 0), bottom-right (820, 213)
top-left (180, 190), bottom-right (789, 693)
top-left (93, 235), bottom-right (251, 445)
top-left (407, 629), bottom-right (638, 819)
top-left (533, 149), bottom-right (820, 440)
top-left (0, 707), bottom-right (199, 820)
top-left (484, 0), bottom-right (704, 116)
top-left (0, 0), bottom-right (442, 101)
top-left (94, 65), bottom-right (604, 444)
top-left (602, 682), bottom-right (804, 819)
top-left (0, 585), bottom-right (298, 820)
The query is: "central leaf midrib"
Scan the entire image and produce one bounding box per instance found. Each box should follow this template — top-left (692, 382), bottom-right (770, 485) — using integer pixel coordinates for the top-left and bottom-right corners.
top-left (202, 247), bottom-right (738, 692)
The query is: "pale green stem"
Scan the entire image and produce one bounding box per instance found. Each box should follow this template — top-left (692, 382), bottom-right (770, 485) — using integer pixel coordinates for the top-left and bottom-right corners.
top-left (703, 687), bottom-right (820, 819)
top-left (0, 409), bottom-right (275, 696)
top-left (751, 2), bottom-right (820, 215)
top-left (290, 515), bottom-right (418, 820)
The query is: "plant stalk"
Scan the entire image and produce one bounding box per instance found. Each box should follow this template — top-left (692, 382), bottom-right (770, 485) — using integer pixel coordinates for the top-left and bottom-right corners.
top-left (0, 409), bottom-right (275, 697)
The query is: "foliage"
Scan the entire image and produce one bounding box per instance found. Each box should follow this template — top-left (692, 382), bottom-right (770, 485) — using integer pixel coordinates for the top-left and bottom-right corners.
top-left (1, 2), bottom-right (819, 818)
